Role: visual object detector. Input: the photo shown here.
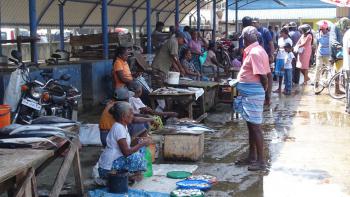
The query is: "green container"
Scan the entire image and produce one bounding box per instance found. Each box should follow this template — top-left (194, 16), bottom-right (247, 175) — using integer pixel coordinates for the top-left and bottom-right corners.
top-left (143, 147), bottom-right (153, 177)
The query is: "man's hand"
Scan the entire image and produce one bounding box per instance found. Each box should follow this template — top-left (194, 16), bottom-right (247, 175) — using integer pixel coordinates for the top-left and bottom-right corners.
top-left (269, 55), bottom-right (274, 64)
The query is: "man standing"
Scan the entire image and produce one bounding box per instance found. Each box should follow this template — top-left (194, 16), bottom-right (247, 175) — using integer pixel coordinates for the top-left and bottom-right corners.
top-left (288, 22), bottom-right (301, 84)
top-left (234, 26), bottom-right (271, 171)
top-left (252, 18), bottom-right (274, 106)
top-left (152, 22), bottom-right (171, 52)
top-left (151, 32), bottom-right (186, 89)
top-left (342, 28), bottom-right (350, 113)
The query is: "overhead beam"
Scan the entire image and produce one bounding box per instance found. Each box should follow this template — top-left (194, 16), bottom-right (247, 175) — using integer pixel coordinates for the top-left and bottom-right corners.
top-left (80, 0), bottom-right (114, 28)
top-left (179, 0), bottom-right (224, 25)
top-left (114, 0), bottom-right (139, 27)
top-left (162, 0), bottom-right (189, 26)
top-left (140, 0), bottom-right (173, 28)
top-left (66, 0), bottom-right (187, 14)
top-left (37, 0), bottom-right (55, 26)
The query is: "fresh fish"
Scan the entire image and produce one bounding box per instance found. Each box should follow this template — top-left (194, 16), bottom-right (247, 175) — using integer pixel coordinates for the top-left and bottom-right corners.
top-left (0, 143), bottom-right (32, 149)
top-left (0, 133), bottom-right (54, 139)
top-left (46, 123), bottom-right (80, 128)
top-left (0, 137), bottom-right (57, 147)
top-left (9, 125), bottom-right (66, 135)
top-left (31, 116), bottom-right (76, 124)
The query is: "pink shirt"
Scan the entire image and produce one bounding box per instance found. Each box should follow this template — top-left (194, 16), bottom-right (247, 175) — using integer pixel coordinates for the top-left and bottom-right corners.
top-left (188, 40), bottom-right (202, 54)
top-left (237, 42), bottom-right (271, 83)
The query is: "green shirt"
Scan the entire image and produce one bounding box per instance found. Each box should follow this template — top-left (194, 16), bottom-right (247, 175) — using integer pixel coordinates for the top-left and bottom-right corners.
top-left (151, 37), bottom-right (178, 73)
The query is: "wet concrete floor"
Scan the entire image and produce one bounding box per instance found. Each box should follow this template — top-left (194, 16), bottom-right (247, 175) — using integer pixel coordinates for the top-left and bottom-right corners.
top-left (36, 84), bottom-right (350, 197)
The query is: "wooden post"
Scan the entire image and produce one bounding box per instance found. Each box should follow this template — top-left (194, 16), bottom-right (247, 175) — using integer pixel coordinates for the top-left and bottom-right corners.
top-left (49, 138), bottom-right (83, 197)
top-left (14, 168), bottom-right (35, 197)
top-left (72, 148), bottom-right (84, 196)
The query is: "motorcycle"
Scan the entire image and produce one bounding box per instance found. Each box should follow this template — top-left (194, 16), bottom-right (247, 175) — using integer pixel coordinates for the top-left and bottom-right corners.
top-left (10, 50), bottom-right (81, 124)
top-left (40, 71), bottom-right (81, 120)
top-left (9, 50), bottom-right (45, 124)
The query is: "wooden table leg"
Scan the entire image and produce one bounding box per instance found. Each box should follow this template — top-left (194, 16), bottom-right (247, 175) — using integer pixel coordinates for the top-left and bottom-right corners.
top-left (15, 168), bottom-right (35, 197)
top-left (49, 138), bottom-right (83, 197)
top-left (72, 148), bottom-right (84, 196)
top-left (150, 98), bottom-right (156, 110)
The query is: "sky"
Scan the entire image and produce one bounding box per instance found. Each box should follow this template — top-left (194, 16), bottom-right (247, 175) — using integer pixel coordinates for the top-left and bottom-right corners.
top-left (228, 0), bottom-right (336, 10)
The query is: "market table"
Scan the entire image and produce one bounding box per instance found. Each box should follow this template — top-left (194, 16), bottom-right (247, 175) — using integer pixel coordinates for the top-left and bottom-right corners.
top-left (0, 126), bottom-right (84, 197)
top-left (167, 80), bottom-right (219, 114)
top-left (148, 91), bottom-right (196, 119)
top-left (0, 149), bottom-right (53, 197)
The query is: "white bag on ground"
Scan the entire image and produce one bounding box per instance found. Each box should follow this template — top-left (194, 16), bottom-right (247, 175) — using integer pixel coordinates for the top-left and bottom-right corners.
top-left (79, 124), bottom-right (102, 146)
top-left (3, 69), bottom-right (25, 112)
top-left (92, 162), bottom-right (107, 186)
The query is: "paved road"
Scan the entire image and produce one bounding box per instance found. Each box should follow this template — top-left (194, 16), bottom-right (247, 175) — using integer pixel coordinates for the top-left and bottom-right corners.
top-left (202, 85), bottom-right (350, 196)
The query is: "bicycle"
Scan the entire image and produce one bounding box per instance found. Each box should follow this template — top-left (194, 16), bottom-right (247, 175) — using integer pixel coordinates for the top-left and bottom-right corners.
top-left (328, 69), bottom-right (347, 99)
top-left (313, 63), bottom-right (336, 94)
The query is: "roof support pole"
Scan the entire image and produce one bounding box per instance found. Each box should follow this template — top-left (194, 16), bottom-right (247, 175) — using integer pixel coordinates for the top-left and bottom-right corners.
top-left (212, 0), bottom-right (216, 41)
top-left (133, 10), bottom-right (137, 45)
top-left (235, 0), bottom-right (238, 32)
top-left (29, 0), bottom-right (38, 63)
top-left (59, 1), bottom-right (65, 51)
top-left (196, 0), bottom-right (200, 31)
top-left (101, 0), bottom-right (108, 59)
top-left (175, 0), bottom-right (179, 28)
top-left (225, 0), bottom-right (228, 38)
top-left (189, 15), bottom-right (192, 28)
top-left (146, 0), bottom-right (152, 55)
top-left (156, 12), bottom-right (160, 22)
top-left (0, 0), bottom-right (2, 56)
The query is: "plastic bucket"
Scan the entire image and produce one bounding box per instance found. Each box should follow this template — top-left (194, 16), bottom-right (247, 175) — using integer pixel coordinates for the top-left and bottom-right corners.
top-left (0, 105), bottom-right (11, 128)
top-left (108, 171), bottom-right (128, 194)
top-left (167, 72), bottom-right (180, 85)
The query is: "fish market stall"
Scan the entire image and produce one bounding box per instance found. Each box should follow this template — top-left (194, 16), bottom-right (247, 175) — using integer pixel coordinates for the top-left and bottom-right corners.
top-left (148, 87), bottom-right (205, 119)
top-left (0, 149), bottom-right (53, 197)
top-left (151, 120), bottom-right (215, 161)
top-left (0, 120), bottom-right (84, 197)
top-left (167, 80), bottom-right (219, 114)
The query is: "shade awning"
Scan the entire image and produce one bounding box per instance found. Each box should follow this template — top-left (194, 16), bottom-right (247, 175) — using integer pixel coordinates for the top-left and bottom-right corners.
top-left (321, 0), bottom-right (350, 7)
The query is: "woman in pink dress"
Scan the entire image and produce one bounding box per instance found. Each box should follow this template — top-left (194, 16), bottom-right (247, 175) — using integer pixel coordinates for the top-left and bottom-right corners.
top-left (296, 24), bottom-right (313, 85)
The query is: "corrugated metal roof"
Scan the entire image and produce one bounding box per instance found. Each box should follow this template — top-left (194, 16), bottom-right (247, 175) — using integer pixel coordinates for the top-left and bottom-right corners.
top-left (233, 8), bottom-right (337, 20)
top-left (182, 8), bottom-right (336, 25)
top-left (0, 0), bottom-right (213, 28)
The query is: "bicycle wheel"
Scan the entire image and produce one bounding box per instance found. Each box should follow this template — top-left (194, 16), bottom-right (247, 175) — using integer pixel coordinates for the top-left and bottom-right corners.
top-left (314, 67), bottom-right (328, 94)
top-left (328, 72), bottom-right (347, 99)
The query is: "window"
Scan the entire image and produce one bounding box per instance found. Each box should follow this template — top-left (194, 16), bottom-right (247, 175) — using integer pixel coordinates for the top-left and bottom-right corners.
top-left (1, 32), bottom-right (6, 40)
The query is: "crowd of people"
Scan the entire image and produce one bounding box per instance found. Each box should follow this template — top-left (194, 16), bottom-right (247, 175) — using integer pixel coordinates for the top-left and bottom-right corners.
top-left (95, 16), bottom-right (350, 179)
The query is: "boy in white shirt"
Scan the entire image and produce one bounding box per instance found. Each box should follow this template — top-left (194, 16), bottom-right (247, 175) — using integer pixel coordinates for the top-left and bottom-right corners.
top-left (284, 43), bottom-right (295, 95)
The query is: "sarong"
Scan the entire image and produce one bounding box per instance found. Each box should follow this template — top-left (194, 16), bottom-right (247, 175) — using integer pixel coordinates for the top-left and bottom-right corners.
top-left (234, 82), bottom-right (265, 124)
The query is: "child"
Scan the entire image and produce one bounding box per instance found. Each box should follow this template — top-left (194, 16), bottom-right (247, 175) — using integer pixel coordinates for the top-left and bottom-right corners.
top-left (181, 48), bottom-right (201, 80)
top-left (274, 27), bottom-right (293, 93)
top-left (284, 43), bottom-right (295, 95)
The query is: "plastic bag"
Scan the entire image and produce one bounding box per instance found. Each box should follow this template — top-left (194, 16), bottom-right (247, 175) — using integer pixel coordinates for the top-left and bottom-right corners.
top-left (199, 51), bottom-right (208, 65)
top-left (3, 69), bottom-right (25, 112)
top-left (143, 146), bottom-right (153, 177)
top-left (92, 162), bottom-right (107, 186)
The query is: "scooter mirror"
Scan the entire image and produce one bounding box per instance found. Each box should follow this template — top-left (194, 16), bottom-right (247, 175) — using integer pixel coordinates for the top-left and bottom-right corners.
top-left (11, 50), bottom-right (22, 60)
top-left (60, 74), bottom-right (71, 81)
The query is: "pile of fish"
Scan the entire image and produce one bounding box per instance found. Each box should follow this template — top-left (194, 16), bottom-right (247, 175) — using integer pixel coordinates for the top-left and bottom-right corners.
top-left (153, 87), bottom-right (194, 95)
top-left (164, 122), bottom-right (216, 134)
top-left (0, 116), bottom-right (79, 149)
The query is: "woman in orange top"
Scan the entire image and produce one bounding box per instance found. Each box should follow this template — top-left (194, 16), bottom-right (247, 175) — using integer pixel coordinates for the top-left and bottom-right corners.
top-left (113, 47), bottom-right (133, 88)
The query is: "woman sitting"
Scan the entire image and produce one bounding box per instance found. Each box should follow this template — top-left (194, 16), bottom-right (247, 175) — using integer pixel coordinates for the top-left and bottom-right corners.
top-left (181, 48), bottom-right (201, 80)
top-left (98, 102), bottom-right (152, 181)
top-left (202, 42), bottom-right (224, 79)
